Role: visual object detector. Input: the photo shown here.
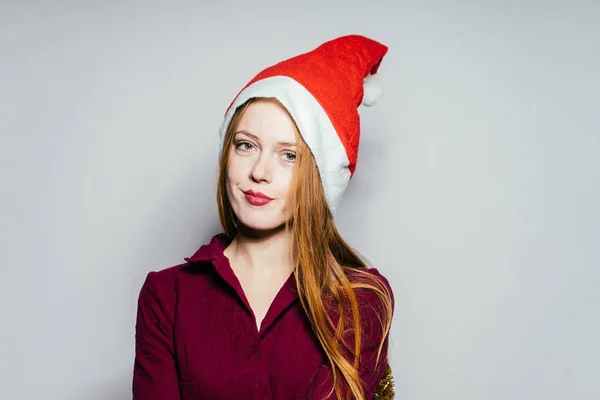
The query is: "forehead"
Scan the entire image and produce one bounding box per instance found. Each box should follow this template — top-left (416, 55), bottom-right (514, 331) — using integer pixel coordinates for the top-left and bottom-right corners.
top-left (236, 99), bottom-right (297, 143)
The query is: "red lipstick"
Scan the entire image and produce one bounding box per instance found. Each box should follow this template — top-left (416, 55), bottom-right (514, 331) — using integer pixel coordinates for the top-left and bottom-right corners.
top-left (243, 189), bottom-right (273, 206)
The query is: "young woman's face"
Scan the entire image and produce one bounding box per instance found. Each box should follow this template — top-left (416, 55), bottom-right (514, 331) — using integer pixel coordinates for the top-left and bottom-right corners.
top-left (226, 99), bottom-right (297, 232)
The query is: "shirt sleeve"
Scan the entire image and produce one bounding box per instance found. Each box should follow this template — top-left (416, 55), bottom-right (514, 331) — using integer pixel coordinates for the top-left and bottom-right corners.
top-left (132, 271), bottom-right (181, 400)
top-left (308, 270), bottom-right (394, 400)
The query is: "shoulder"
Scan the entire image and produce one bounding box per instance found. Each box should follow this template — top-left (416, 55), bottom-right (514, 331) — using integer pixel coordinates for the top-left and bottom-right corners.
top-left (135, 260), bottom-right (217, 331)
top-left (137, 234), bottom-right (229, 301)
top-left (136, 263), bottom-right (186, 311)
top-left (363, 267), bottom-right (392, 292)
top-left (329, 267), bottom-right (395, 331)
top-left (143, 262), bottom-right (190, 286)
top-left (138, 259), bottom-right (216, 300)
top-left (346, 267), bottom-right (395, 310)
top-left (348, 267), bottom-right (395, 338)
top-left (330, 267), bottom-right (394, 348)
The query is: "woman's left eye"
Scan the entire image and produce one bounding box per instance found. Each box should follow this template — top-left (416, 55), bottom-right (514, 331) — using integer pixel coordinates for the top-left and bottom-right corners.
top-left (283, 152), bottom-right (296, 162)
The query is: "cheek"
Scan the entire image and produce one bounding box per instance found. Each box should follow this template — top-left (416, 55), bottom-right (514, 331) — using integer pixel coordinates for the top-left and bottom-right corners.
top-left (225, 163), bottom-right (240, 198)
top-left (226, 158), bottom-right (244, 184)
top-left (279, 169), bottom-right (294, 198)
top-left (225, 168), bottom-right (235, 186)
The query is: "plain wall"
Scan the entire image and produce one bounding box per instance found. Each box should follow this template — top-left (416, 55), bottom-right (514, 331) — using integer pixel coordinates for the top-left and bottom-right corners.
top-left (1, 1), bottom-right (598, 399)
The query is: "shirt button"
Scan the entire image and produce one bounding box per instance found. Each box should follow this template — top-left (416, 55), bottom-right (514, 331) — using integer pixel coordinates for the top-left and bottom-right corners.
top-left (250, 346), bottom-right (262, 360)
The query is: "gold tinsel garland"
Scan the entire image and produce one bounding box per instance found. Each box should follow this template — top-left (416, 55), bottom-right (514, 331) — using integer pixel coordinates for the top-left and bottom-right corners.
top-left (373, 363), bottom-right (395, 399)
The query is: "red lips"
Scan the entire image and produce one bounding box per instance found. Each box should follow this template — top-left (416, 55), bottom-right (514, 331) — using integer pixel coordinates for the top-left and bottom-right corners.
top-left (243, 189), bottom-right (273, 206)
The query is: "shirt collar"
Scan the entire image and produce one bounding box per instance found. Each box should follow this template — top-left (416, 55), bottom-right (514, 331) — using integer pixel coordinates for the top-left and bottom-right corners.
top-left (184, 233), bottom-right (232, 263)
top-left (184, 233), bottom-right (299, 334)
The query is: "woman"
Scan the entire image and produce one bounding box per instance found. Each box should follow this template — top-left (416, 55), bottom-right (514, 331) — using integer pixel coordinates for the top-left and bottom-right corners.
top-left (133, 35), bottom-right (394, 400)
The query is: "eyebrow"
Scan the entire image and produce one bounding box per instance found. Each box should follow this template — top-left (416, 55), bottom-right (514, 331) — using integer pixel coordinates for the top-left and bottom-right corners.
top-left (234, 130), bottom-right (297, 147)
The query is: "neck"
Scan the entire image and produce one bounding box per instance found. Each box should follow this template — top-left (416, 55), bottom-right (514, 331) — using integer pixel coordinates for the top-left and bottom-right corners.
top-left (224, 225), bottom-right (294, 277)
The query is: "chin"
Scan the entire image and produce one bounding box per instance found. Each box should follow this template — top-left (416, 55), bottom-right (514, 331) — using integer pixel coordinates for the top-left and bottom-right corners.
top-left (236, 210), bottom-right (288, 233)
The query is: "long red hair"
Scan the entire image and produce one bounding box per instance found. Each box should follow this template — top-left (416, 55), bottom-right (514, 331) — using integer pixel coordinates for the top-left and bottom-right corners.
top-left (216, 98), bottom-right (393, 400)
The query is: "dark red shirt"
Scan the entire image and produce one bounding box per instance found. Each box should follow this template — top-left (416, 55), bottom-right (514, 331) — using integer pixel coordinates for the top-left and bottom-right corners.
top-left (133, 234), bottom-right (393, 399)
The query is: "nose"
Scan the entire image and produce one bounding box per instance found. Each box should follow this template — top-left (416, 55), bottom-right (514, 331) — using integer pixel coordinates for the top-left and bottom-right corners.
top-left (250, 152), bottom-right (273, 183)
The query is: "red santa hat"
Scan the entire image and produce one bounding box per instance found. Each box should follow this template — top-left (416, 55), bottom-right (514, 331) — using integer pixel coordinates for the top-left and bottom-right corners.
top-left (219, 34), bottom-right (388, 214)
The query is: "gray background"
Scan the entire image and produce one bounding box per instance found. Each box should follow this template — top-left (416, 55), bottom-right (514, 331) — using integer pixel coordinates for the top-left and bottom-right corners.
top-left (1, 1), bottom-right (598, 399)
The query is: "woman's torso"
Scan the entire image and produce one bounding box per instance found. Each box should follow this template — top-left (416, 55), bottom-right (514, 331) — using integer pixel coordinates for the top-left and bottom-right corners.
top-left (165, 235), bottom-right (330, 399)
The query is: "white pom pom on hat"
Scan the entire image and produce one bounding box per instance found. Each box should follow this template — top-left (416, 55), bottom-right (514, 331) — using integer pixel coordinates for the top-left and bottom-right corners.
top-left (219, 35), bottom-right (388, 215)
top-left (362, 74), bottom-right (383, 106)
